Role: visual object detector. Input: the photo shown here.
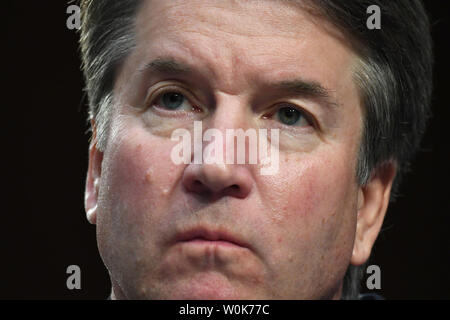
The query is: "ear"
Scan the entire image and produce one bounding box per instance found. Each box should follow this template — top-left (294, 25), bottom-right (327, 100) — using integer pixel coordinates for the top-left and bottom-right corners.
top-left (351, 162), bottom-right (397, 266)
top-left (85, 121), bottom-right (103, 225)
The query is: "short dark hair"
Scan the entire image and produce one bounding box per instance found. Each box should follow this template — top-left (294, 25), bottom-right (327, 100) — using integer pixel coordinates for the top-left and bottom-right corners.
top-left (304, 0), bottom-right (433, 195)
top-left (79, 0), bottom-right (433, 299)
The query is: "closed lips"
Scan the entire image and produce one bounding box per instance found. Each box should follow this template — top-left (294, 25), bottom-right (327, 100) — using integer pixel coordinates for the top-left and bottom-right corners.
top-left (174, 228), bottom-right (249, 248)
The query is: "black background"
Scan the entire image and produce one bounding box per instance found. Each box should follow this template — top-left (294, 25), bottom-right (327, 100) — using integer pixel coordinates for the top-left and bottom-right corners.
top-left (4, 1), bottom-right (449, 299)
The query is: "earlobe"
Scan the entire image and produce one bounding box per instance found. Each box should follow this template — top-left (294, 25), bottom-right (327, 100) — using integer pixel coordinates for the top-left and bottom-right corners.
top-left (85, 123), bottom-right (103, 225)
top-left (351, 162), bottom-right (396, 266)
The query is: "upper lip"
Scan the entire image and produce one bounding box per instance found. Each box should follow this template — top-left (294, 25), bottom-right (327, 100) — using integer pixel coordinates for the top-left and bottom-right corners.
top-left (174, 227), bottom-right (249, 248)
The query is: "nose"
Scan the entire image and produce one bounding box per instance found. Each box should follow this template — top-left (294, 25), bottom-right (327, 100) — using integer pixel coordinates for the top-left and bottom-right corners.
top-left (182, 160), bottom-right (253, 200)
top-left (181, 103), bottom-right (255, 200)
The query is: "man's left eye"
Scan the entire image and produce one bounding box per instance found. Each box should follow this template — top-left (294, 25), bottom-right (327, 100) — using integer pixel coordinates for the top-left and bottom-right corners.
top-left (275, 106), bottom-right (310, 127)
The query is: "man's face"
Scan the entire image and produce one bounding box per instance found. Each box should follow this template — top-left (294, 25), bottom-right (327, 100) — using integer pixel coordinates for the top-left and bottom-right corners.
top-left (90, 0), bottom-right (367, 299)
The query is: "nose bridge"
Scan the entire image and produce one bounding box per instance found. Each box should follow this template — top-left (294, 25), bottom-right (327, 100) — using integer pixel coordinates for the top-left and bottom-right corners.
top-left (204, 93), bottom-right (252, 163)
top-left (212, 92), bottom-right (248, 131)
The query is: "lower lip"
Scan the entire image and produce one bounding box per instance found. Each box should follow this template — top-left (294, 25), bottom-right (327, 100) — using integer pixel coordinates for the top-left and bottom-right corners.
top-left (179, 239), bottom-right (244, 248)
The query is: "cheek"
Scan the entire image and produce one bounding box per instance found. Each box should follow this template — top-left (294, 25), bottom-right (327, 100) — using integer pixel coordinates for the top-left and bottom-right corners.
top-left (96, 123), bottom-right (189, 296)
top-left (96, 125), bottom-right (184, 253)
top-left (261, 152), bottom-right (356, 218)
top-left (103, 127), bottom-right (180, 206)
top-left (256, 151), bottom-right (358, 294)
top-left (257, 149), bottom-right (359, 256)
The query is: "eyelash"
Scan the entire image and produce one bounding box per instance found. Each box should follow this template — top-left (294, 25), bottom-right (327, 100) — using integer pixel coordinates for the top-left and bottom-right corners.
top-left (146, 87), bottom-right (317, 128)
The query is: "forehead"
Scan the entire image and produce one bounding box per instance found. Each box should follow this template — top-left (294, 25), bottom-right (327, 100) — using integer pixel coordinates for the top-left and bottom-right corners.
top-left (131, 0), bottom-right (359, 98)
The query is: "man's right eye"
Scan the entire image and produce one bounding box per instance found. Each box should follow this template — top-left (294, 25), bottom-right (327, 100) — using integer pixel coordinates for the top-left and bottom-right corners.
top-left (148, 89), bottom-right (202, 114)
top-left (160, 92), bottom-right (185, 109)
top-left (153, 91), bottom-right (199, 112)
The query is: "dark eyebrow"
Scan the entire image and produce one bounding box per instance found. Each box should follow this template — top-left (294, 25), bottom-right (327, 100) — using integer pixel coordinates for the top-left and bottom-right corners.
top-left (272, 79), bottom-right (340, 109)
top-left (139, 57), bottom-right (192, 74)
top-left (140, 57), bottom-right (339, 109)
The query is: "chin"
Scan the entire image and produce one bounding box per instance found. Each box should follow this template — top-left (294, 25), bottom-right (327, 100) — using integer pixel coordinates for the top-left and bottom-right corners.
top-left (160, 276), bottom-right (254, 300)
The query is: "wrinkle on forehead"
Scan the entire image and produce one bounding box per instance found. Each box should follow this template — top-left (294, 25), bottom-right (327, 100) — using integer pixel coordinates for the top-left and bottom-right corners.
top-left (133, 0), bottom-right (358, 97)
top-left (135, 0), bottom-right (349, 48)
top-left (137, 0), bottom-right (305, 37)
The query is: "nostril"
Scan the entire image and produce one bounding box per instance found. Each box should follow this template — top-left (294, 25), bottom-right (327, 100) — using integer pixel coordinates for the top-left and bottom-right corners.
top-left (226, 184), bottom-right (241, 196)
top-left (191, 180), bottom-right (206, 192)
top-left (224, 184), bottom-right (247, 198)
